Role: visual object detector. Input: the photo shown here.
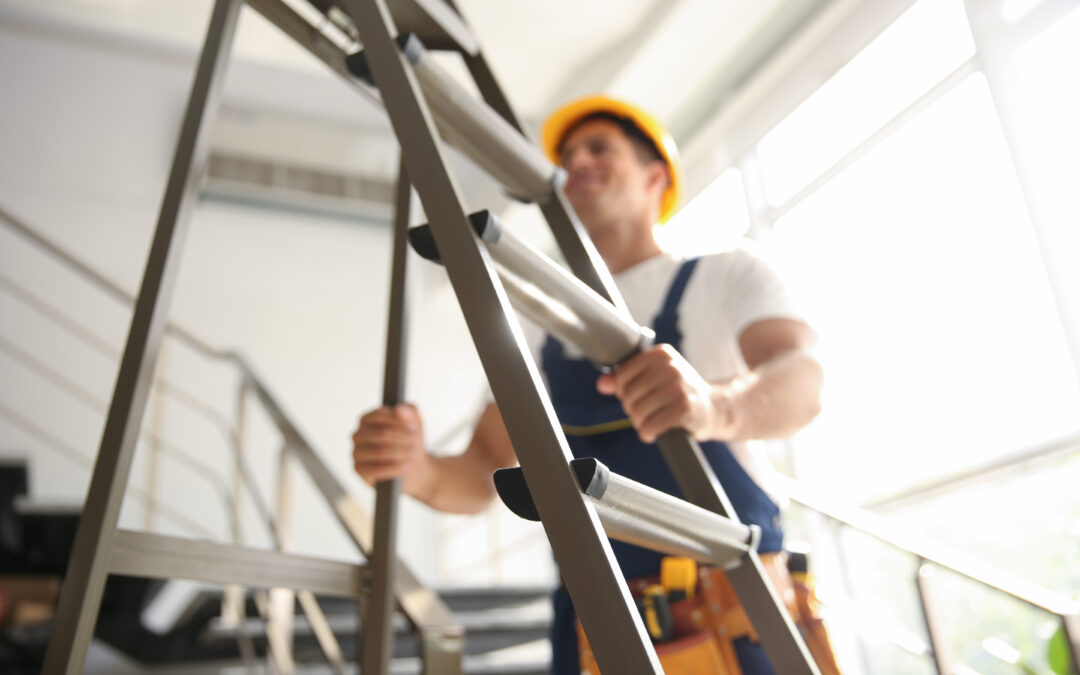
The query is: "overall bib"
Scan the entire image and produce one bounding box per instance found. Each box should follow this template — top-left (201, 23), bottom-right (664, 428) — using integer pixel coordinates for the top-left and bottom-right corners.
top-left (542, 257), bottom-right (783, 675)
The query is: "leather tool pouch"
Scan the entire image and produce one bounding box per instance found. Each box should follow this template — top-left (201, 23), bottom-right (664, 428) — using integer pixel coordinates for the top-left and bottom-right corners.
top-left (575, 553), bottom-right (842, 674)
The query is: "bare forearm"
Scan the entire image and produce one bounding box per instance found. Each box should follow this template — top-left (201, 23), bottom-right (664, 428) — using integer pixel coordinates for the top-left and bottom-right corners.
top-left (408, 453), bottom-right (499, 514)
top-left (712, 349), bottom-right (823, 441)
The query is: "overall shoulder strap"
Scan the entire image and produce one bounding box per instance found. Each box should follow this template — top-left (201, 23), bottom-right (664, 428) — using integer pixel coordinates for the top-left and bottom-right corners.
top-left (659, 257), bottom-right (701, 315)
top-left (652, 257), bottom-right (701, 345)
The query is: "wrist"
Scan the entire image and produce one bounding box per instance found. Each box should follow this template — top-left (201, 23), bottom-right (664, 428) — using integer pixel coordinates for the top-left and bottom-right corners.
top-left (708, 380), bottom-right (745, 440)
top-left (403, 450), bottom-right (437, 504)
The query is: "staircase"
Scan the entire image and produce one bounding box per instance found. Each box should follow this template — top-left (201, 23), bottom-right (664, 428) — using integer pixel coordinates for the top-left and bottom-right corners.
top-left (0, 465), bottom-right (553, 673)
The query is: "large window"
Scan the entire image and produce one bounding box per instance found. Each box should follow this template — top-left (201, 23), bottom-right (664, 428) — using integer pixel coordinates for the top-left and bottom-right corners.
top-left (772, 70), bottom-right (1078, 502)
top-left (682, 0), bottom-right (1080, 672)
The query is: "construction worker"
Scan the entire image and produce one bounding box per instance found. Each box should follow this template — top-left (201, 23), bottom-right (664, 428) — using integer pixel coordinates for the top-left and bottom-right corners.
top-left (352, 95), bottom-right (828, 674)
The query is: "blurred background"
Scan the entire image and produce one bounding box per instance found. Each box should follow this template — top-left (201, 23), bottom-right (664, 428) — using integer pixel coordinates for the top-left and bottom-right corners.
top-left (1, 0), bottom-right (1077, 672)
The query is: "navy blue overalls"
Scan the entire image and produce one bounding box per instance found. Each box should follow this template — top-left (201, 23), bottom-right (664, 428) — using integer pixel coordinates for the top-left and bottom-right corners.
top-left (541, 257), bottom-right (783, 674)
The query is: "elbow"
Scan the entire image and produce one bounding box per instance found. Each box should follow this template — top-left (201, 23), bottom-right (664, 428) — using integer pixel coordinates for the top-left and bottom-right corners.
top-left (803, 357), bottom-right (825, 425)
top-left (467, 487), bottom-right (500, 515)
top-left (443, 481), bottom-right (499, 516)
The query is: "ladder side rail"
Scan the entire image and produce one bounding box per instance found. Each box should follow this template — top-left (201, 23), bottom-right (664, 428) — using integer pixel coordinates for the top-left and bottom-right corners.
top-left (363, 159), bottom-right (426, 674)
top-left (343, 1), bottom-right (662, 670)
top-left (40, 2), bottom-right (243, 672)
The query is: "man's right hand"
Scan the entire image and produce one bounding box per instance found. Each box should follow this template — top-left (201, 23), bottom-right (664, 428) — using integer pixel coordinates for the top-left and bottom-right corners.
top-left (351, 403), bottom-right (430, 493)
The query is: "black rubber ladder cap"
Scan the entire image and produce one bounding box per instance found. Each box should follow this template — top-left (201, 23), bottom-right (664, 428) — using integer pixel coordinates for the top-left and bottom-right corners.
top-left (407, 209), bottom-right (501, 263)
top-left (494, 458), bottom-right (610, 522)
top-left (345, 32), bottom-right (426, 86)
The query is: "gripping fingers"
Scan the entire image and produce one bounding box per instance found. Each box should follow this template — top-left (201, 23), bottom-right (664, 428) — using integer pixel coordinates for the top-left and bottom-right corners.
top-left (352, 440), bottom-right (412, 464)
top-left (353, 459), bottom-right (407, 483)
top-left (351, 404), bottom-right (424, 484)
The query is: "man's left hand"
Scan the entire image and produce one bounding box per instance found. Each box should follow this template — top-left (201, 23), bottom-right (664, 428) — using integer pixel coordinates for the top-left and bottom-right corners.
top-left (596, 344), bottom-right (732, 443)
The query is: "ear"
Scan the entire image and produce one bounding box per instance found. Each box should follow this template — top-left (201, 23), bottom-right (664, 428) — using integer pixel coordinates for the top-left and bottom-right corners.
top-left (644, 159), bottom-right (670, 193)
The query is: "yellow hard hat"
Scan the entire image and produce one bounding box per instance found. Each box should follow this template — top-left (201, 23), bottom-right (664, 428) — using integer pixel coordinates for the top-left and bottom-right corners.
top-left (541, 95), bottom-right (682, 223)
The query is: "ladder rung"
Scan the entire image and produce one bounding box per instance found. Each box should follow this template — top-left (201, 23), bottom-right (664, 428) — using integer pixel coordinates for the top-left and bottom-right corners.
top-left (387, 0), bottom-right (479, 55)
top-left (495, 458), bottom-right (755, 569)
top-left (347, 35), bottom-right (560, 203)
top-left (304, 0), bottom-right (479, 55)
top-left (408, 211), bottom-right (646, 365)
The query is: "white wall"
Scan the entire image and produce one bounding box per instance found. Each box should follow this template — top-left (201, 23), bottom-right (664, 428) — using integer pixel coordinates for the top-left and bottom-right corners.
top-left (0, 6), bottom-right (548, 586)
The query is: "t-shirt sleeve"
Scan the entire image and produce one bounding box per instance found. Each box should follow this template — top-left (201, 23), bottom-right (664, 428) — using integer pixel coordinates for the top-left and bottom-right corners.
top-left (722, 246), bottom-right (805, 336)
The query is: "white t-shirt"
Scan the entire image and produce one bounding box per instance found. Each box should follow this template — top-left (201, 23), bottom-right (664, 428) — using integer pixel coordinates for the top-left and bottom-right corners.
top-left (525, 244), bottom-right (804, 493)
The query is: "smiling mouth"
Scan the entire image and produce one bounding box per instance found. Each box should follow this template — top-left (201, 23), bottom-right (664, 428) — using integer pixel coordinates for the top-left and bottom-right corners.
top-left (566, 175), bottom-right (605, 193)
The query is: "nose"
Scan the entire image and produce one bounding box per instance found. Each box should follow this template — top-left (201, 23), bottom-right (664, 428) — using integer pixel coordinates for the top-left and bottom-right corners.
top-left (560, 145), bottom-right (591, 173)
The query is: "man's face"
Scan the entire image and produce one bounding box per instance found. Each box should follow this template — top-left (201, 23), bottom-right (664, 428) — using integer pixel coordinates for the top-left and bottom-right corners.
top-left (557, 118), bottom-right (662, 231)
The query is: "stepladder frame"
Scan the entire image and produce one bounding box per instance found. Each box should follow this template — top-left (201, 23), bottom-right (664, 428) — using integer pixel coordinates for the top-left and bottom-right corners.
top-left (341, 0), bottom-right (819, 672)
top-left (40, 1), bottom-right (244, 672)
top-left (342, 0), bottom-right (665, 671)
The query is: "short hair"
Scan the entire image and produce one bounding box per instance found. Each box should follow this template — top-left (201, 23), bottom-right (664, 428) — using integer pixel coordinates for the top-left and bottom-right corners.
top-left (557, 112), bottom-right (666, 166)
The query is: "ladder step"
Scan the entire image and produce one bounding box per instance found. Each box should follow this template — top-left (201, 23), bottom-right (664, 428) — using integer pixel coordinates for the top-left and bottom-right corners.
top-left (495, 458), bottom-right (754, 569)
top-left (346, 35), bottom-right (559, 202)
top-left (305, 0), bottom-right (479, 55)
top-left (408, 210), bottom-right (646, 366)
top-left (387, 0), bottom-right (479, 55)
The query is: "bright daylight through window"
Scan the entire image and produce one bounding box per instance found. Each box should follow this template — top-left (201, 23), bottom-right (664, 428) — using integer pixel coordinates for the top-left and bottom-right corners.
top-left (670, 0), bottom-right (1080, 672)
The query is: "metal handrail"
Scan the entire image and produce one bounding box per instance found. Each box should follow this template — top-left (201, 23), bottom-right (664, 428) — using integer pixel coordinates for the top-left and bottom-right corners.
top-left (0, 297), bottom-right (276, 542)
top-left (0, 401), bottom-right (216, 540)
top-left (864, 433), bottom-right (1080, 513)
top-left (776, 473), bottom-right (1080, 671)
top-left (0, 264), bottom-right (248, 461)
top-left (0, 209), bottom-right (341, 670)
top-left (0, 206), bottom-right (221, 360)
top-left (0, 204), bottom-right (462, 662)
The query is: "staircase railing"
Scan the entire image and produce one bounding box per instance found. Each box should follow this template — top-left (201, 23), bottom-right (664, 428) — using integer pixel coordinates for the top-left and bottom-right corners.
top-left (777, 469), bottom-right (1080, 674)
top-left (0, 204), bottom-right (462, 673)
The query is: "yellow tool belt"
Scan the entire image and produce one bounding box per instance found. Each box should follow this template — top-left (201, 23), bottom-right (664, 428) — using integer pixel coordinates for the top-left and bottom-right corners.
top-left (575, 553), bottom-right (843, 674)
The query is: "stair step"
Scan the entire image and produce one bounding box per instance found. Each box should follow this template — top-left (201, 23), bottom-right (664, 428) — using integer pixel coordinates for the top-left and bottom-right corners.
top-left (202, 597), bottom-right (551, 659)
top-left (7, 498), bottom-right (80, 575)
top-left (316, 585), bottom-right (552, 616)
top-left (0, 459), bottom-right (29, 559)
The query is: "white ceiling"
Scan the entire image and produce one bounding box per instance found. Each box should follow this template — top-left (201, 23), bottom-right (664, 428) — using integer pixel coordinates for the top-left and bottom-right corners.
top-left (0, 0), bottom-right (832, 203)
top-left (1, 0), bottom-right (827, 131)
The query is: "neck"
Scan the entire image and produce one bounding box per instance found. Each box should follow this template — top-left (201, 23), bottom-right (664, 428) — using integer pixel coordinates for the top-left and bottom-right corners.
top-left (589, 213), bottom-right (663, 274)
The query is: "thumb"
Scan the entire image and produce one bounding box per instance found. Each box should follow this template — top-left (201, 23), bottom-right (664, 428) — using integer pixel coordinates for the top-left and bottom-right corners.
top-left (393, 403), bottom-right (419, 429)
top-left (596, 373), bottom-right (616, 395)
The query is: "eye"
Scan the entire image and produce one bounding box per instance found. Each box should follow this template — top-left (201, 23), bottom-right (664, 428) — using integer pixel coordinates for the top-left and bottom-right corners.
top-left (588, 139), bottom-right (611, 155)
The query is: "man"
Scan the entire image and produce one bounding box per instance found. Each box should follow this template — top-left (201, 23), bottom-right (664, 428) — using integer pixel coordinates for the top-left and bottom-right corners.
top-left (352, 95), bottom-right (825, 674)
